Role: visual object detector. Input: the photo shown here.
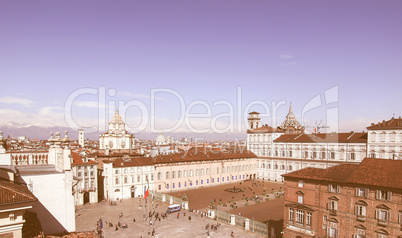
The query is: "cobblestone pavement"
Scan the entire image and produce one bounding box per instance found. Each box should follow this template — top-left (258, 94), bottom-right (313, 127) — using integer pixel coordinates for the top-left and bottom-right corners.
top-left (75, 198), bottom-right (264, 238)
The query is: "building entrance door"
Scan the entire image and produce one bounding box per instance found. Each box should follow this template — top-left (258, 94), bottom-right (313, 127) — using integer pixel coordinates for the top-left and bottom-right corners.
top-left (83, 192), bottom-right (90, 204)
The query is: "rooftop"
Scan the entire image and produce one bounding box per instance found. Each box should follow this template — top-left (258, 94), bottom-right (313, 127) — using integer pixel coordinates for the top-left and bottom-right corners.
top-left (367, 117), bottom-right (402, 130)
top-left (283, 158), bottom-right (402, 190)
top-left (0, 179), bottom-right (36, 206)
top-left (274, 132), bottom-right (367, 143)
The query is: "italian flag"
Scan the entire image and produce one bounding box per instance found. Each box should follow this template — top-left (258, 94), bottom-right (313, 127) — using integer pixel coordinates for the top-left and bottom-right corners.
top-left (144, 180), bottom-right (149, 200)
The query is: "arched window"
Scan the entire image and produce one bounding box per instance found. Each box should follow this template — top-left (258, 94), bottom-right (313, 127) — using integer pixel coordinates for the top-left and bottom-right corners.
top-left (201, 169), bottom-right (204, 176)
top-left (196, 169), bottom-right (199, 176)
top-left (115, 177), bottom-right (119, 185)
top-left (184, 170), bottom-right (188, 177)
top-left (124, 176), bottom-right (128, 184)
top-left (166, 172), bottom-right (170, 179)
top-left (157, 172), bottom-right (162, 180)
top-left (178, 170), bottom-right (182, 178)
top-left (189, 169), bottom-right (193, 177)
top-left (172, 171), bottom-right (176, 179)
top-left (206, 168), bottom-right (210, 175)
top-left (137, 175), bottom-right (140, 182)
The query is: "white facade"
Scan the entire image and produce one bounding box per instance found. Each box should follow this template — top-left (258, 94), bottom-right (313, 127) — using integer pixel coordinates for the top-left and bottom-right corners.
top-left (367, 117), bottom-right (402, 159)
top-left (247, 113), bottom-right (402, 182)
top-left (71, 153), bottom-right (98, 205)
top-left (99, 110), bottom-right (135, 151)
top-left (154, 158), bottom-right (257, 193)
top-left (103, 160), bottom-right (154, 201)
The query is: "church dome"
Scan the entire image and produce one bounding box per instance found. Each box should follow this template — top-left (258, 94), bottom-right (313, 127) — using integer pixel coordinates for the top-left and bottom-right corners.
top-left (111, 110), bottom-right (124, 124)
top-left (156, 132), bottom-right (166, 144)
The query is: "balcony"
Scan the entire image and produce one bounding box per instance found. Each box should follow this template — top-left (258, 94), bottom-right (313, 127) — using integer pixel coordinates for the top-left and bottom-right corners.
top-left (356, 215), bottom-right (366, 222)
top-left (329, 209), bottom-right (337, 216)
top-left (377, 219), bottom-right (388, 227)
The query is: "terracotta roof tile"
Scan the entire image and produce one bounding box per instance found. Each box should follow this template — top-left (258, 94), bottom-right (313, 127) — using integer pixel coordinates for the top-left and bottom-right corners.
top-left (248, 125), bottom-right (282, 133)
top-left (367, 117), bottom-right (402, 130)
top-left (71, 152), bottom-right (97, 165)
top-left (274, 132), bottom-right (367, 143)
top-left (283, 158), bottom-right (402, 190)
top-left (0, 180), bottom-right (36, 205)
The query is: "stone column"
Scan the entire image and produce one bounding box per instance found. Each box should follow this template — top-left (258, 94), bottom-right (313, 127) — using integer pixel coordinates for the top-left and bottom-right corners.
top-left (245, 218), bottom-right (250, 231)
top-left (230, 214), bottom-right (235, 225)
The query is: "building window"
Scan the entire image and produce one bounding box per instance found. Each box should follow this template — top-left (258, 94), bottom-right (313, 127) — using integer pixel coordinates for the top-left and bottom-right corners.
top-left (157, 172), bottom-right (161, 180)
top-left (178, 182), bottom-right (181, 188)
top-left (184, 170), bottom-right (188, 177)
top-left (196, 169), bottom-right (199, 176)
top-left (355, 204), bottom-right (366, 216)
top-left (328, 200), bottom-right (338, 211)
top-left (354, 228), bottom-right (366, 238)
top-left (376, 190), bottom-right (392, 201)
top-left (216, 167), bottom-right (219, 174)
top-left (296, 210), bottom-right (304, 224)
top-left (322, 151), bottom-right (326, 159)
top-left (178, 170), bottom-right (182, 178)
top-left (145, 175), bottom-right (148, 182)
top-left (124, 176), bottom-right (128, 184)
top-left (172, 171), bottom-right (176, 179)
top-left (78, 171), bottom-right (82, 177)
top-left (137, 175), bottom-right (140, 182)
top-left (298, 180), bottom-right (304, 188)
top-left (289, 208), bottom-right (294, 221)
top-left (206, 168), bottom-right (210, 175)
top-left (376, 209), bottom-right (390, 221)
top-left (306, 212), bottom-right (312, 226)
top-left (355, 187), bottom-right (369, 198)
top-left (84, 171), bottom-right (88, 177)
top-left (115, 169), bottom-right (119, 174)
top-left (196, 180), bottom-right (198, 185)
top-left (173, 183), bottom-right (175, 188)
top-left (151, 174), bottom-right (154, 181)
top-left (115, 177), bottom-right (119, 185)
top-left (289, 150), bottom-right (292, 157)
top-left (328, 184), bottom-right (340, 193)
top-left (330, 152), bottom-right (335, 159)
top-left (298, 195), bottom-right (304, 204)
top-left (351, 152), bottom-right (355, 160)
top-left (190, 169), bottom-right (193, 177)
top-left (304, 151), bottom-right (308, 158)
top-left (313, 151), bottom-right (317, 159)
top-left (158, 185), bottom-right (161, 190)
top-left (200, 169), bottom-right (204, 176)
top-left (166, 172), bottom-right (170, 179)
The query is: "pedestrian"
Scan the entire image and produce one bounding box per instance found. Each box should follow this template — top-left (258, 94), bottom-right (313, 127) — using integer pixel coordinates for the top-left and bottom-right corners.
top-left (177, 213), bottom-right (179, 219)
top-left (133, 218), bottom-right (136, 222)
top-left (152, 228), bottom-right (155, 236)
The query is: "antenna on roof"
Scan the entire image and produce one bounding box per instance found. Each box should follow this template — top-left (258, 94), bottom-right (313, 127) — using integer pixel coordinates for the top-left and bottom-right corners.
top-left (305, 120), bottom-right (330, 133)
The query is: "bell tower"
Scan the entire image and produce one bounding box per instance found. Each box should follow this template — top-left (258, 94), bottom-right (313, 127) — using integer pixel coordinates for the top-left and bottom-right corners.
top-left (248, 112), bottom-right (261, 130)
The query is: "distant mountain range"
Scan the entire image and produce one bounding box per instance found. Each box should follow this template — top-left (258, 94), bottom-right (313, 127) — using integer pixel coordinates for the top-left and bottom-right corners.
top-left (0, 125), bottom-right (247, 141)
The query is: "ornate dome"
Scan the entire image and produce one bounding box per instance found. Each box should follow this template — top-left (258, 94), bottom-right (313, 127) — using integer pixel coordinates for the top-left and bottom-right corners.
top-left (110, 110), bottom-right (124, 124)
top-left (156, 132), bottom-right (166, 144)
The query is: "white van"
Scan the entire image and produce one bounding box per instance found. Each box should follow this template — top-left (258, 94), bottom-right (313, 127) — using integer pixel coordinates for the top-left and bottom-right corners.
top-left (166, 204), bottom-right (181, 214)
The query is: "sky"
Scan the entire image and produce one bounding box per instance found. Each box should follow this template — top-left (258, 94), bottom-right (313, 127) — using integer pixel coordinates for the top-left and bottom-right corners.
top-left (0, 1), bottom-right (401, 139)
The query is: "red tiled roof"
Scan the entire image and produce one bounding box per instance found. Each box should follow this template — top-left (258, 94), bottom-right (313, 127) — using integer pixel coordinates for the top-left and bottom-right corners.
top-left (108, 147), bottom-right (256, 167)
top-left (347, 158), bottom-right (402, 190)
top-left (248, 125), bottom-right (282, 133)
top-left (283, 158), bottom-right (402, 190)
top-left (0, 180), bottom-right (37, 205)
top-left (249, 111), bottom-right (259, 114)
top-left (274, 132), bottom-right (367, 143)
top-left (71, 152), bottom-right (97, 165)
top-left (367, 117), bottom-right (402, 130)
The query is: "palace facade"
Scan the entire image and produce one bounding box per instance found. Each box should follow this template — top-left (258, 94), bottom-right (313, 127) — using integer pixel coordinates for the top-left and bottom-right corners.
top-left (247, 105), bottom-right (402, 182)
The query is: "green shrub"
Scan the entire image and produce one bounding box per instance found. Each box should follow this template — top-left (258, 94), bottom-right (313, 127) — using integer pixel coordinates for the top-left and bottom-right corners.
top-left (245, 203), bottom-right (249, 206)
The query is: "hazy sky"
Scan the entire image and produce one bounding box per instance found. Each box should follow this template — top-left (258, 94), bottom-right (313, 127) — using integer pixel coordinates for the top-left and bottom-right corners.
top-left (1, 1), bottom-right (401, 137)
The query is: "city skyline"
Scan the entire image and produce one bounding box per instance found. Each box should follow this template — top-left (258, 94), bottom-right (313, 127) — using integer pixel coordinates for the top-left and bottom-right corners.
top-left (1, 1), bottom-right (401, 138)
